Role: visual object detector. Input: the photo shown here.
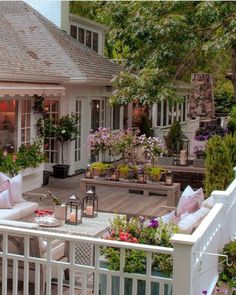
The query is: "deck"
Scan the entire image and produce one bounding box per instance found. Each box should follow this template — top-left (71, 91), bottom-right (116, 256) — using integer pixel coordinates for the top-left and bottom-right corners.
top-left (24, 173), bottom-right (170, 218)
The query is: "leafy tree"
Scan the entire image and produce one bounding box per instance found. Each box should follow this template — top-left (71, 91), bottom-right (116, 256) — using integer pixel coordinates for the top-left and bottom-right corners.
top-left (227, 106), bottom-right (236, 134)
top-left (70, 1), bottom-right (236, 105)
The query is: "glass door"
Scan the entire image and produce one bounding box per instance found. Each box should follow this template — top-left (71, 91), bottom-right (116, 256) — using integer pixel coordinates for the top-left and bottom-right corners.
top-left (91, 98), bottom-right (105, 131)
top-left (74, 100), bottom-right (82, 170)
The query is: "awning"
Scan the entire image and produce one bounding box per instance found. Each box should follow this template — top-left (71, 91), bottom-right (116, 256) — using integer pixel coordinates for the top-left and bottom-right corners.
top-left (0, 82), bottom-right (65, 97)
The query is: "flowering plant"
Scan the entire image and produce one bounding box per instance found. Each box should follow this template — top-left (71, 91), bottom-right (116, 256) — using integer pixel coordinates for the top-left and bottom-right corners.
top-left (138, 134), bottom-right (166, 163)
top-left (195, 122), bottom-right (227, 141)
top-left (193, 146), bottom-right (206, 159)
top-left (87, 127), bottom-right (114, 161)
top-left (102, 215), bottom-right (179, 275)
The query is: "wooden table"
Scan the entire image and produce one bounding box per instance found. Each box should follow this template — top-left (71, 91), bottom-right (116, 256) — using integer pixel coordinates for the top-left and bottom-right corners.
top-left (79, 178), bottom-right (181, 207)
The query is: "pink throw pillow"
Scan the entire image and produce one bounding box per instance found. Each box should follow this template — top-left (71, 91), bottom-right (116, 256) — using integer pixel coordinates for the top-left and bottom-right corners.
top-left (9, 174), bottom-right (22, 203)
top-left (0, 172), bottom-right (9, 184)
top-left (0, 189), bottom-right (12, 209)
top-left (0, 181), bottom-right (14, 206)
top-left (177, 188), bottom-right (204, 216)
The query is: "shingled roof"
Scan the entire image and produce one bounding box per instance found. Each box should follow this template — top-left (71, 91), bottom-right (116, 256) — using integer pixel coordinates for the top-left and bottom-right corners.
top-left (0, 1), bottom-right (121, 83)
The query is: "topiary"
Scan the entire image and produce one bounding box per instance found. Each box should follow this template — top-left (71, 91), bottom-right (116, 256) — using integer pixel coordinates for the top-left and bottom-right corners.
top-left (204, 135), bottom-right (234, 196)
top-left (223, 134), bottom-right (236, 167)
top-left (164, 121), bottom-right (183, 156)
top-left (227, 106), bottom-right (236, 135)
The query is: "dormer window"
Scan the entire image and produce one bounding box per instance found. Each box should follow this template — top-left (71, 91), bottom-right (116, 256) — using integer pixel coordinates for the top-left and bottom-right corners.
top-left (70, 24), bottom-right (99, 53)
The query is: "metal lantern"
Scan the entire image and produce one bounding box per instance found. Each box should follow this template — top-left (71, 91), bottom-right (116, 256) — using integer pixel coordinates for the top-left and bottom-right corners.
top-left (137, 166), bottom-right (146, 184)
top-left (109, 167), bottom-right (119, 181)
top-left (85, 163), bottom-right (93, 179)
top-left (83, 186), bottom-right (98, 218)
top-left (65, 195), bottom-right (82, 225)
top-left (165, 170), bottom-right (173, 186)
top-left (178, 134), bottom-right (190, 166)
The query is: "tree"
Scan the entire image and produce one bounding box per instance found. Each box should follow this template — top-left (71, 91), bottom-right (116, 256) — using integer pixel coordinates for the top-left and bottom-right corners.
top-left (70, 1), bottom-right (236, 104)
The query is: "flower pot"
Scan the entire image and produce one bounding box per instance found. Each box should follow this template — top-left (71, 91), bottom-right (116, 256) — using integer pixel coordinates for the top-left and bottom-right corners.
top-left (193, 158), bottom-right (205, 168)
top-left (54, 204), bottom-right (66, 220)
top-left (157, 156), bottom-right (174, 166)
top-left (53, 165), bottom-right (70, 178)
top-left (43, 171), bottom-right (50, 186)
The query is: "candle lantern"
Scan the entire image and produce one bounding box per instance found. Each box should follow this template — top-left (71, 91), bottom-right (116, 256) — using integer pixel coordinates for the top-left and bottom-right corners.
top-left (177, 134), bottom-right (190, 166)
top-left (85, 163), bottom-right (93, 178)
top-left (109, 167), bottom-right (119, 181)
top-left (65, 195), bottom-right (82, 225)
top-left (83, 186), bottom-right (98, 218)
top-left (165, 170), bottom-right (173, 186)
top-left (137, 166), bottom-right (146, 184)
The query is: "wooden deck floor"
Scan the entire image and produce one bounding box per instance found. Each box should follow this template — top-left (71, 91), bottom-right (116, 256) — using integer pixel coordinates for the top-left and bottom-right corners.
top-left (24, 174), bottom-right (169, 218)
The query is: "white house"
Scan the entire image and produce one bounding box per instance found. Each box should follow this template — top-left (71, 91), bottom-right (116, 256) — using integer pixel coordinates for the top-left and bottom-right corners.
top-left (0, 1), bottom-right (122, 190)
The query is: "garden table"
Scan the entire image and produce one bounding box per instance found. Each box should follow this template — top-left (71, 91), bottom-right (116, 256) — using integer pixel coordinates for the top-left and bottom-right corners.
top-left (80, 178), bottom-right (181, 207)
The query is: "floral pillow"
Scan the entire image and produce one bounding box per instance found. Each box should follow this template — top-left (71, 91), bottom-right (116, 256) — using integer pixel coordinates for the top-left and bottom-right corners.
top-left (9, 174), bottom-right (23, 203)
top-left (177, 187), bottom-right (204, 216)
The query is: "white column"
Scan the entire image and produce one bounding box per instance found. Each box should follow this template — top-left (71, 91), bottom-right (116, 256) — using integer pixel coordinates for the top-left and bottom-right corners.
top-left (127, 103), bottom-right (133, 128)
top-left (120, 105), bottom-right (124, 129)
top-left (152, 103), bottom-right (157, 128)
top-left (171, 235), bottom-right (195, 295)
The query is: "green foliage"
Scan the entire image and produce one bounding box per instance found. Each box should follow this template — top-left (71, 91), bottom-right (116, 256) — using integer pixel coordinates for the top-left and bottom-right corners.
top-left (223, 134), bottom-right (236, 167)
top-left (91, 162), bottom-right (112, 174)
top-left (219, 239), bottom-right (236, 288)
top-left (204, 135), bottom-right (234, 196)
top-left (228, 106), bottom-right (236, 135)
top-left (0, 152), bottom-right (20, 177)
top-left (145, 166), bottom-right (166, 182)
top-left (164, 121), bottom-right (183, 156)
top-left (70, 1), bottom-right (236, 104)
top-left (118, 164), bottom-right (138, 179)
top-left (103, 215), bottom-right (179, 276)
top-left (214, 81), bottom-right (234, 113)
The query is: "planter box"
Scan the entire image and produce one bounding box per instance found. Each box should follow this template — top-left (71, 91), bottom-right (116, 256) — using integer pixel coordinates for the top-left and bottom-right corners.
top-left (157, 156), bottom-right (174, 166)
top-left (99, 261), bottom-right (172, 295)
top-left (53, 165), bottom-right (70, 178)
top-left (22, 164), bottom-right (44, 193)
top-left (193, 158), bottom-right (205, 168)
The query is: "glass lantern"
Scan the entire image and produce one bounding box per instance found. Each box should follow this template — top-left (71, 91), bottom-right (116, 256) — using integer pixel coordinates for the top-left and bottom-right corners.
top-left (85, 163), bottom-right (93, 178)
top-left (65, 195), bottom-right (82, 225)
top-left (109, 167), bottom-right (119, 181)
top-left (83, 186), bottom-right (98, 218)
top-left (137, 166), bottom-right (146, 184)
top-left (165, 170), bottom-right (173, 186)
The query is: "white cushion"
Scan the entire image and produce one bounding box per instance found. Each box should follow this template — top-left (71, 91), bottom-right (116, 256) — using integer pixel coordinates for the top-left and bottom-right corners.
top-left (158, 210), bottom-right (176, 224)
top-left (15, 200), bottom-right (39, 219)
top-left (177, 187), bottom-right (204, 216)
top-left (9, 174), bottom-right (22, 203)
top-left (0, 172), bottom-right (9, 184)
top-left (0, 208), bottom-right (21, 220)
top-left (178, 207), bottom-right (210, 234)
top-left (201, 195), bottom-right (214, 209)
top-left (0, 219), bottom-right (39, 229)
top-left (0, 189), bottom-right (12, 209)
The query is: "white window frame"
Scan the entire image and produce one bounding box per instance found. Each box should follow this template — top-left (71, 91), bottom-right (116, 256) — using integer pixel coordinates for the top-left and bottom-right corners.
top-left (20, 99), bottom-right (32, 145)
top-left (75, 100), bottom-right (82, 163)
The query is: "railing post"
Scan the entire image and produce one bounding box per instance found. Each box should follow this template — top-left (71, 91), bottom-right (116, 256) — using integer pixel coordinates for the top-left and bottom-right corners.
top-left (171, 234), bottom-right (195, 295)
top-left (234, 167), bottom-right (236, 178)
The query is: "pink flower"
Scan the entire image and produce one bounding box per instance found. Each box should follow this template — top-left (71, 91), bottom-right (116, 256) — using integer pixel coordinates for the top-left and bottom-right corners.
top-left (12, 154), bottom-right (17, 162)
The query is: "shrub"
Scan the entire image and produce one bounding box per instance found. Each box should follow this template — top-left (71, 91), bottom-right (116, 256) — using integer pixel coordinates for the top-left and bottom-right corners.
top-left (164, 121), bottom-right (183, 156)
top-left (204, 135), bottom-right (234, 196)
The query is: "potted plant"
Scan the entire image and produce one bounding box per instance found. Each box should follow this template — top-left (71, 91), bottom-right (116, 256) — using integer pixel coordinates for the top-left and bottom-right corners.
top-left (118, 164), bottom-right (138, 182)
top-left (100, 215), bottom-right (179, 295)
top-left (91, 162), bottom-right (112, 179)
top-left (158, 121), bottom-right (184, 166)
top-left (50, 114), bottom-right (78, 178)
top-left (193, 146), bottom-right (205, 168)
top-left (145, 166), bottom-right (166, 183)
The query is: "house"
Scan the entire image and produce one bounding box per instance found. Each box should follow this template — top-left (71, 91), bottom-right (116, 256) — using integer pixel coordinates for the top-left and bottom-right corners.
top-left (0, 1), bottom-right (122, 191)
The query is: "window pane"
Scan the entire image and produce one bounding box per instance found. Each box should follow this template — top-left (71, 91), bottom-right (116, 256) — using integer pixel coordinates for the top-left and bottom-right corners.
top-left (70, 25), bottom-right (77, 39)
top-left (113, 105), bottom-right (120, 130)
top-left (78, 27), bottom-right (85, 44)
top-left (157, 102), bottom-right (161, 126)
top-left (93, 32), bottom-right (98, 52)
top-left (86, 30), bottom-right (92, 48)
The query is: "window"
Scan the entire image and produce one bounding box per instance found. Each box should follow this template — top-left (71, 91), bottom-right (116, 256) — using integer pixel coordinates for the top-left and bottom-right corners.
top-left (78, 27), bottom-right (85, 43)
top-left (0, 100), bottom-right (17, 152)
top-left (75, 100), bottom-right (82, 162)
top-left (91, 99), bottom-right (105, 131)
top-left (21, 99), bottom-right (31, 145)
top-left (70, 23), bottom-right (99, 53)
top-left (156, 96), bottom-right (188, 127)
top-left (86, 30), bottom-right (92, 48)
top-left (44, 100), bottom-right (59, 163)
top-left (113, 105), bottom-right (120, 130)
top-left (93, 32), bottom-right (99, 53)
top-left (70, 25), bottom-right (77, 39)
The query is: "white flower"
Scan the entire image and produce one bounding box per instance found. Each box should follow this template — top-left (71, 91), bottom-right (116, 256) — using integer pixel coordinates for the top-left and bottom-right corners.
top-left (61, 130), bottom-right (66, 134)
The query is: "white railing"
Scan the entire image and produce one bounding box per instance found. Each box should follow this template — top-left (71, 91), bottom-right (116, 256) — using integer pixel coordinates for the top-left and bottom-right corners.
top-left (0, 225), bottom-right (173, 295)
top-left (2, 175), bottom-right (236, 295)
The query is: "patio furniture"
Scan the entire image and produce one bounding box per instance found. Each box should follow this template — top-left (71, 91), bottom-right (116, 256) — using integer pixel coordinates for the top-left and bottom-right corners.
top-left (80, 178), bottom-right (181, 207)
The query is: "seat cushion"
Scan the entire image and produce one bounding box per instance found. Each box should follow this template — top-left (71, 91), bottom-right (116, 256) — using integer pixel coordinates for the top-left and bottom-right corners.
top-left (15, 200), bottom-right (39, 219)
top-left (0, 189), bottom-right (12, 209)
top-left (9, 174), bottom-right (23, 203)
top-left (0, 208), bottom-right (21, 220)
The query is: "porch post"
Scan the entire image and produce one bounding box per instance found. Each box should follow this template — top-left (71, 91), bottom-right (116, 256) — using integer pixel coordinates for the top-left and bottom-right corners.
top-left (171, 234), bottom-right (195, 295)
top-left (152, 103), bottom-right (157, 129)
